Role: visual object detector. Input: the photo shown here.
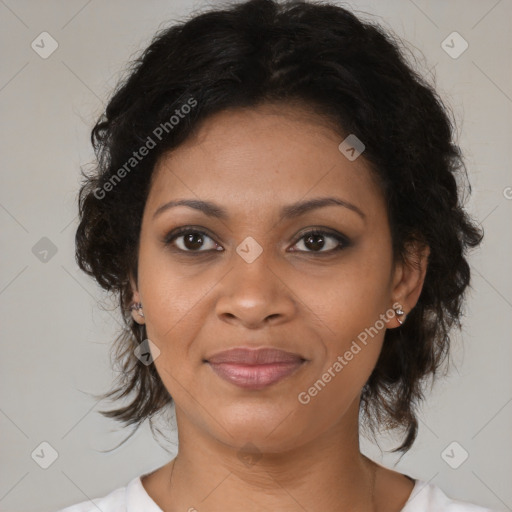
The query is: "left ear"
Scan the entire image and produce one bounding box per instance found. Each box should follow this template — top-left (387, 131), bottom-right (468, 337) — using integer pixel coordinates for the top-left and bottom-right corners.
top-left (388, 241), bottom-right (430, 327)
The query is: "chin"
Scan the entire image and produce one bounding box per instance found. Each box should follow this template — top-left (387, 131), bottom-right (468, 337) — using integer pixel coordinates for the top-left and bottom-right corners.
top-left (210, 406), bottom-right (312, 454)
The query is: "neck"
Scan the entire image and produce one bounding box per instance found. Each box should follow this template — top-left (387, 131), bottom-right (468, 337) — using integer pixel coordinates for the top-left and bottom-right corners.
top-left (158, 400), bottom-right (379, 512)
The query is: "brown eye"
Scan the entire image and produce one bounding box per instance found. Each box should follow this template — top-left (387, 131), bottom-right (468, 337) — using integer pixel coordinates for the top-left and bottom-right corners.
top-left (181, 232), bottom-right (206, 251)
top-left (291, 229), bottom-right (350, 253)
top-left (164, 228), bottom-right (221, 252)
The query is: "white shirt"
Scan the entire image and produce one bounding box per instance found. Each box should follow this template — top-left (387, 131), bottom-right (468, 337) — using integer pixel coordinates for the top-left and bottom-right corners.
top-left (57, 474), bottom-right (499, 512)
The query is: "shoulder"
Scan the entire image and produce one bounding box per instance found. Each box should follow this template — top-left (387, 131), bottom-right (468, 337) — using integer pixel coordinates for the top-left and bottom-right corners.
top-left (402, 479), bottom-right (499, 512)
top-left (56, 475), bottom-right (154, 512)
top-left (56, 484), bottom-right (126, 512)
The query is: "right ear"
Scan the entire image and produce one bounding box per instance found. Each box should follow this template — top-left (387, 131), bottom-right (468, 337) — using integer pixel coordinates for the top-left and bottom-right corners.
top-left (129, 274), bottom-right (145, 324)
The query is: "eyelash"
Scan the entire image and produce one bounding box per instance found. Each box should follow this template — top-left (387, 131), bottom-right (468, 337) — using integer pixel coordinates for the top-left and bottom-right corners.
top-left (163, 226), bottom-right (350, 255)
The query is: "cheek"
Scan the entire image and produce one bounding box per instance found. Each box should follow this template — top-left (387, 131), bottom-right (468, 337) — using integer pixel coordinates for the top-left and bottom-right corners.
top-left (297, 240), bottom-right (392, 397)
top-left (135, 241), bottom-right (204, 371)
top-left (295, 272), bottom-right (389, 422)
top-left (137, 229), bottom-right (207, 323)
top-left (303, 241), bottom-right (393, 340)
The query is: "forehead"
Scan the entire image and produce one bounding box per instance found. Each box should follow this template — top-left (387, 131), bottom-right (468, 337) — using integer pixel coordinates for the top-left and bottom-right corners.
top-left (145, 103), bottom-right (384, 222)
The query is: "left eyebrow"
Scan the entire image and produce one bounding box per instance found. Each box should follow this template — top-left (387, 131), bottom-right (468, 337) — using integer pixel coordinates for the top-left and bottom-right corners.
top-left (152, 196), bottom-right (366, 222)
top-left (278, 196), bottom-right (366, 221)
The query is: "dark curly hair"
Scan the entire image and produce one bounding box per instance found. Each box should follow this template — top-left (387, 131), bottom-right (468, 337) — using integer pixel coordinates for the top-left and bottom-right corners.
top-left (75, 0), bottom-right (483, 454)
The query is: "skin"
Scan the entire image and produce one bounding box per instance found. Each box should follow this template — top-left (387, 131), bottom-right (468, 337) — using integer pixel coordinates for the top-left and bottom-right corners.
top-left (129, 103), bottom-right (429, 512)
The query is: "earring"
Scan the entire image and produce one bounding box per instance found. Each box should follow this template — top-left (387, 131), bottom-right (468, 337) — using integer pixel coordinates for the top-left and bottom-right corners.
top-left (394, 306), bottom-right (405, 325)
top-left (130, 302), bottom-right (144, 317)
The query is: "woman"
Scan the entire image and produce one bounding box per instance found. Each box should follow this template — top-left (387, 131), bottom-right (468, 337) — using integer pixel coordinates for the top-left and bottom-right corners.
top-left (58, 0), bottom-right (496, 510)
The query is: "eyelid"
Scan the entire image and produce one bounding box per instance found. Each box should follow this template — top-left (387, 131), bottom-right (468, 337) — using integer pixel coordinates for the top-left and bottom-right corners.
top-left (293, 227), bottom-right (349, 244)
top-left (163, 225), bottom-right (351, 253)
top-left (290, 228), bottom-right (350, 252)
top-left (163, 226), bottom-right (222, 250)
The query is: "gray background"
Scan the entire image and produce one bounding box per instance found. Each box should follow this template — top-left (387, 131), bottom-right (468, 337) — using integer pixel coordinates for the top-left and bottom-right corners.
top-left (0, 0), bottom-right (511, 511)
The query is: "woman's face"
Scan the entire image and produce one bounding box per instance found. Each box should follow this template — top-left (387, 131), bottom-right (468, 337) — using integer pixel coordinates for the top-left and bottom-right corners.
top-left (132, 103), bottom-right (410, 453)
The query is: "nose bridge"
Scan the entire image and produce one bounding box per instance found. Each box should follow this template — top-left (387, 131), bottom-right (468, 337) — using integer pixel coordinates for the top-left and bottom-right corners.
top-left (215, 235), bottom-right (294, 326)
top-left (231, 235), bottom-right (276, 298)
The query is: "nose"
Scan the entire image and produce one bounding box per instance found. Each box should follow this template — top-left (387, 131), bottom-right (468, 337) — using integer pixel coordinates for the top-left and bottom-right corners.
top-left (214, 249), bottom-right (297, 329)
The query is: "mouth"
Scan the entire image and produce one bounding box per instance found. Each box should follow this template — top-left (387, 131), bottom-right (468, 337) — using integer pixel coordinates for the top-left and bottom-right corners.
top-left (205, 347), bottom-right (307, 390)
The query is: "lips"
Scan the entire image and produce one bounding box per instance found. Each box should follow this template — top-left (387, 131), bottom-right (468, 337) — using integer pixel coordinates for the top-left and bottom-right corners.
top-left (206, 347), bottom-right (305, 365)
top-left (205, 348), bottom-right (306, 390)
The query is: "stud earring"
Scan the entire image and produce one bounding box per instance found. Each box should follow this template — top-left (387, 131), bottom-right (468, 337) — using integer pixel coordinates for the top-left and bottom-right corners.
top-left (394, 306), bottom-right (405, 325)
top-left (130, 302), bottom-right (144, 317)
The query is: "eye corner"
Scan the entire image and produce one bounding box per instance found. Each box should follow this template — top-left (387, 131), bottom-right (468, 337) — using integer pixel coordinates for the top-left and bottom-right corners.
top-left (162, 225), bottom-right (224, 254)
top-left (291, 228), bottom-right (351, 254)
